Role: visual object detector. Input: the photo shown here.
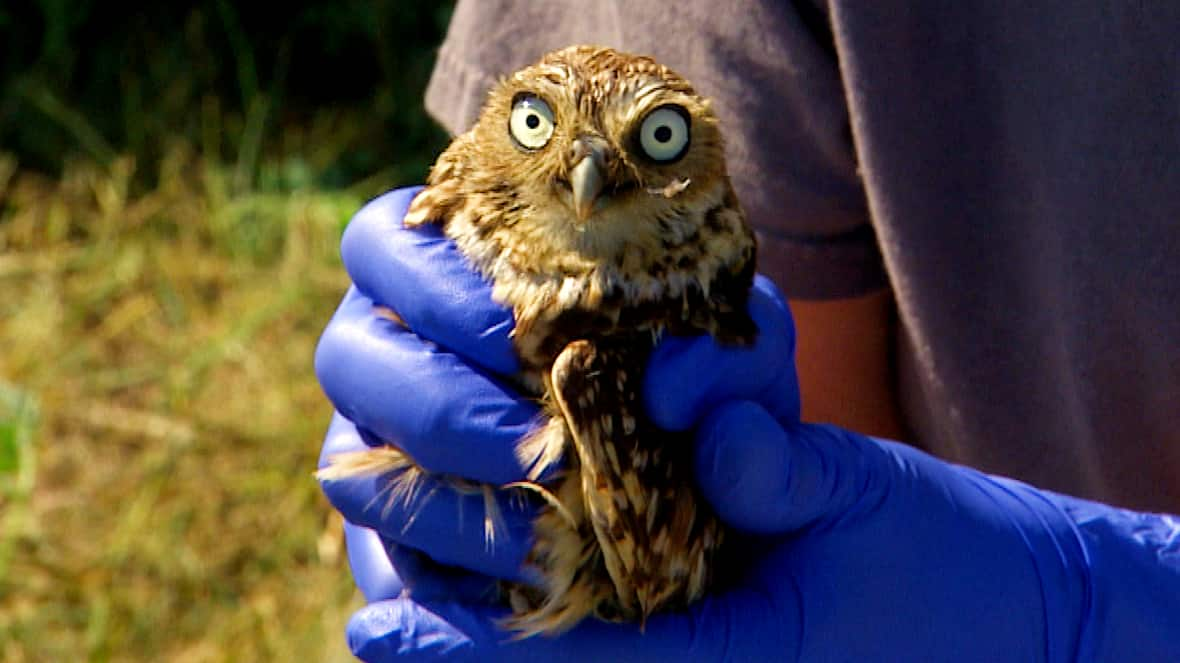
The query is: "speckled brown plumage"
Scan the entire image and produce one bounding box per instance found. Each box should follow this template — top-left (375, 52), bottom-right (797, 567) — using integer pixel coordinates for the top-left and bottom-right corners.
top-left (321, 45), bottom-right (757, 636)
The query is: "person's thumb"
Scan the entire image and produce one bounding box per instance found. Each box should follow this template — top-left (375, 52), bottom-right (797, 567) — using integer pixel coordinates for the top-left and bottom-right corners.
top-left (694, 401), bottom-right (877, 534)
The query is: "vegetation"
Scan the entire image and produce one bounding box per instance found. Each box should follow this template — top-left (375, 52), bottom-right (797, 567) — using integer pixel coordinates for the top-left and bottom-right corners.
top-left (0, 2), bottom-right (453, 660)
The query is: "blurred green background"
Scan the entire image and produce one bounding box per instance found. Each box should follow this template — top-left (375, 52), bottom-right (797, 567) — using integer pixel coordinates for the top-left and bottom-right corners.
top-left (0, 2), bottom-right (454, 660)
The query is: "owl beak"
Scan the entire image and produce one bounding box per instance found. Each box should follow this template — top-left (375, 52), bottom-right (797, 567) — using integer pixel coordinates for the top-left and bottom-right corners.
top-left (569, 139), bottom-right (608, 222)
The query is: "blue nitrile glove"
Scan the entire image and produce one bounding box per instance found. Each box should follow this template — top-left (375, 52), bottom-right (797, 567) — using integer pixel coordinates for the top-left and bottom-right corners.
top-left (317, 188), bottom-right (1180, 662)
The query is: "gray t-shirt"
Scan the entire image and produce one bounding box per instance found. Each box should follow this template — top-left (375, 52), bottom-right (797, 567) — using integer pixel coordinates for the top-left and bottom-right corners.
top-left (421, 0), bottom-right (1180, 512)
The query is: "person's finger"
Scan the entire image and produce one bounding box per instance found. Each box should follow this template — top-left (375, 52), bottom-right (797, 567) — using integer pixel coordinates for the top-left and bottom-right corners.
top-left (693, 401), bottom-right (877, 534)
top-left (319, 412), bottom-right (538, 583)
top-left (345, 581), bottom-right (794, 663)
top-left (347, 598), bottom-right (476, 662)
top-left (386, 543), bottom-right (504, 604)
top-left (643, 275), bottom-right (799, 431)
top-left (344, 521), bottom-right (404, 603)
top-left (341, 187), bottom-right (518, 375)
top-left (316, 288), bottom-right (539, 484)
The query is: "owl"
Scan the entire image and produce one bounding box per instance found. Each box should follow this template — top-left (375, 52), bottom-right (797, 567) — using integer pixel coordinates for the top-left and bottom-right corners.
top-left (321, 45), bottom-right (757, 637)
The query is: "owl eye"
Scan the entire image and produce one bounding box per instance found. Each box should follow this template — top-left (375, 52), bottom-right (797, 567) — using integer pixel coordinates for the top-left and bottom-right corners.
top-left (637, 105), bottom-right (690, 162)
top-left (509, 94), bottom-right (556, 150)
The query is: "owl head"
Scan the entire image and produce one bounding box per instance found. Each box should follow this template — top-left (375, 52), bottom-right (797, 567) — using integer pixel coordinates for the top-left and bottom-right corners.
top-left (438, 45), bottom-right (734, 262)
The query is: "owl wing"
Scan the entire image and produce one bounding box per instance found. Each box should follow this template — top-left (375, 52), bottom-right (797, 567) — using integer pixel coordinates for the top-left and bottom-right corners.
top-left (403, 133), bottom-right (473, 228)
top-left (550, 338), bottom-right (719, 621)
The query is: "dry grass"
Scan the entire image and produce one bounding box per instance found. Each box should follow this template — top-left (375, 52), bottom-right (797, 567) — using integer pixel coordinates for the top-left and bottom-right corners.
top-left (0, 146), bottom-right (378, 661)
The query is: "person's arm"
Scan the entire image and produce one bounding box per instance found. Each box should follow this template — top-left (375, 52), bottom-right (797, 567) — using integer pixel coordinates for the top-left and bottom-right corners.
top-left (790, 289), bottom-right (906, 440)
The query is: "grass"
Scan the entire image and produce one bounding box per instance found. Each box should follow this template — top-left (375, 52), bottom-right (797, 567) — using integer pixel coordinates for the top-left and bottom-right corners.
top-left (0, 139), bottom-right (403, 660)
top-left (0, 5), bottom-right (455, 657)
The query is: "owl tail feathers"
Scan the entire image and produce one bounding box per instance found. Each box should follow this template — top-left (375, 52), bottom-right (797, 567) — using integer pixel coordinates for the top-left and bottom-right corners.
top-left (317, 446), bottom-right (417, 481)
top-left (317, 447), bottom-right (509, 548)
top-left (316, 446), bottom-right (429, 513)
top-left (515, 416), bottom-right (568, 482)
top-left (500, 575), bottom-right (613, 639)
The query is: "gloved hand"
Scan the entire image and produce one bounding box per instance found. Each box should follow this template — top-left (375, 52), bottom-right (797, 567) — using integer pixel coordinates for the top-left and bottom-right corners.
top-left (317, 188), bottom-right (1180, 662)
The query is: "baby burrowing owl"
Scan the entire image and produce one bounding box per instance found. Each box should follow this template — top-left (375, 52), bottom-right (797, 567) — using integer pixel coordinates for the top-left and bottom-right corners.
top-left (321, 45), bottom-right (757, 636)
